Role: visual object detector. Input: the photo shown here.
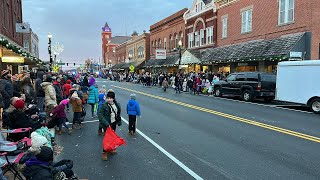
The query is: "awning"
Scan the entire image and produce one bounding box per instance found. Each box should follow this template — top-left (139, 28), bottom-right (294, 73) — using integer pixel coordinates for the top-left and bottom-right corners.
top-left (110, 62), bottom-right (126, 70)
top-left (201, 32), bottom-right (307, 63)
top-left (143, 59), bottom-right (166, 68)
top-left (181, 50), bottom-right (201, 64)
top-left (162, 54), bottom-right (180, 67)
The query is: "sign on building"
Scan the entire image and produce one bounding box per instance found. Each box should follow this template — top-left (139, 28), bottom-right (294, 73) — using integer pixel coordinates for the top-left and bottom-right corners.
top-left (2, 57), bottom-right (24, 63)
top-left (155, 49), bottom-right (166, 60)
top-left (290, 52), bottom-right (303, 59)
top-left (16, 23), bottom-right (30, 33)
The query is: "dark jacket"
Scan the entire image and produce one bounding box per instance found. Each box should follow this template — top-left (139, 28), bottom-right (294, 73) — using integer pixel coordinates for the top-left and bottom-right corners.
top-left (52, 104), bottom-right (66, 118)
top-left (35, 71), bottom-right (45, 97)
top-left (23, 156), bottom-right (53, 180)
top-left (0, 78), bottom-right (13, 108)
top-left (53, 82), bottom-right (63, 102)
top-left (82, 76), bottom-right (89, 87)
top-left (127, 100), bottom-right (141, 116)
top-left (22, 85), bottom-right (37, 104)
top-left (98, 101), bottom-right (121, 129)
top-left (8, 109), bottom-right (32, 141)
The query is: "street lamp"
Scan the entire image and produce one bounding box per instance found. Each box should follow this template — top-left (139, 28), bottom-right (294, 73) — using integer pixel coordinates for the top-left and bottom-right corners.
top-left (178, 40), bottom-right (183, 71)
top-left (48, 33), bottom-right (53, 71)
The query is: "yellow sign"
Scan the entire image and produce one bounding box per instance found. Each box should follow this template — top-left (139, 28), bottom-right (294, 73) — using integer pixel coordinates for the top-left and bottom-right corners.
top-left (53, 64), bottom-right (60, 73)
top-left (1, 57), bottom-right (24, 63)
top-left (129, 65), bottom-right (135, 72)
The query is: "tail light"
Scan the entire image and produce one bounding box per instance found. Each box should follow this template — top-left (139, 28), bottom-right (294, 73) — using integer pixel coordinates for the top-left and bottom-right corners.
top-left (257, 83), bottom-right (261, 91)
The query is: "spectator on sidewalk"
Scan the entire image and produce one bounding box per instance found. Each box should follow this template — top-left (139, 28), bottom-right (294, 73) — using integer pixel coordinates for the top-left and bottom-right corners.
top-left (52, 76), bottom-right (63, 105)
top-left (126, 94), bottom-right (141, 136)
top-left (88, 78), bottom-right (98, 118)
top-left (63, 80), bottom-right (72, 112)
top-left (69, 92), bottom-right (82, 129)
top-left (51, 99), bottom-right (71, 135)
top-left (41, 77), bottom-right (57, 121)
top-left (0, 70), bottom-right (13, 109)
top-left (21, 76), bottom-right (37, 106)
top-left (35, 71), bottom-right (45, 112)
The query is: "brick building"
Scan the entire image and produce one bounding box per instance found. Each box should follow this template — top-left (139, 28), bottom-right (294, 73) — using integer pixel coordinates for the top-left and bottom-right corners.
top-left (23, 28), bottom-right (39, 58)
top-left (145, 8), bottom-right (188, 73)
top-left (101, 22), bottom-right (130, 67)
top-left (115, 42), bottom-right (127, 64)
top-left (182, 0), bottom-right (217, 72)
top-left (201, 0), bottom-right (320, 73)
top-left (0, 0), bottom-right (23, 73)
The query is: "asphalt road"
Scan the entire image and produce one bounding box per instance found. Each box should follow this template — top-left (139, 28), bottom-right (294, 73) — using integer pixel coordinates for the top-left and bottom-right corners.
top-left (56, 79), bottom-right (320, 180)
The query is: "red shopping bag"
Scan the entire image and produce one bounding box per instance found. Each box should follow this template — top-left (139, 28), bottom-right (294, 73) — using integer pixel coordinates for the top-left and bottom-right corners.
top-left (103, 127), bottom-right (126, 152)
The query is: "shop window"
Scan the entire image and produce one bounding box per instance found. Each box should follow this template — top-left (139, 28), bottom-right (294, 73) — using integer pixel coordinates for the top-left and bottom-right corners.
top-left (279, 0), bottom-right (294, 25)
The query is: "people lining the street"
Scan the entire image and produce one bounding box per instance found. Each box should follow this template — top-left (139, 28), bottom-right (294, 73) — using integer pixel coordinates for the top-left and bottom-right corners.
top-left (41, 76), bottom-right (57, 121)
top-left (51, 99), bottom-right (71, 135)
top-left (69, 91), bottom-right (83, 129)
top-left (22, 76), bottom-right (37, 106)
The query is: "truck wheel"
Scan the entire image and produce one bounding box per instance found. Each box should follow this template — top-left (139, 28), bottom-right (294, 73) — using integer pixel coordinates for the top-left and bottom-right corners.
top-left (264, 97), bottom-right (274, 103)
top-left (242, 90), bottom-right (253, 102)
top-left (310, 98), bottom-right (320, 114)
top-left (214, 87), bottom-right (222, 97)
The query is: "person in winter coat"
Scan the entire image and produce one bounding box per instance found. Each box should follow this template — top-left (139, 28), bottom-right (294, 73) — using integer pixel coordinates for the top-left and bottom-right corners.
top-left (22, 146), bottom-right (76, 180)
top-left (98, 93), bottom-right (105, 112)
top-left (69, 92), bottom-right (82, 129)
top-left (41, 77), bottom-right (57, 121)
top-left (87, 78), bottom-right (98, 118)
top-left (82, 75), bottom-right (89, 87)
top-left (63, 80), bottom-right (72, 111)
top-left (11, 74), bottom-right (22, 97)
top-left (98, 90), bottom-right (122, 160)
top-left (51, 99), bottom-right (71, 135)
top-left (8, 100), bottom-right (32, 142)
top-left (0, 70), bottom-right (13, 109)
top-left (52, 77), bottom-right (63, 104)
top-left (126, 94), bottom-right (141, 136)
top-left (162, 78), bottom-right (169, 92)
top-left (35, 71), bottom-right (45, 112)
top-left (21, 76), bottom-right (37, 106)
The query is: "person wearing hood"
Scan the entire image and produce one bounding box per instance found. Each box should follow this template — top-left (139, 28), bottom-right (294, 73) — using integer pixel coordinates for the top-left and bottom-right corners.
top-left (126, 94), bottom-right (141, 136)
top-left (41, 77), bottom-right (57, 121)
top-left (21, 76), bottom-right (37, 106)
top-left (51, 99), bottom-right (71, 135)
top-left (52, 76), bottom-right (63, 104)
top-left (0, 70), bottom-right (13, 109)
top-left (22, 146), bottom-right (76, 180)
top-left (99, 85), bottom-right (107, 94)
top-left (98, 89), bottom-right (122, 160)
top-left (82, 74), bottom-right (89, 87)
top-left (87, 77), bottom-right (98, 118)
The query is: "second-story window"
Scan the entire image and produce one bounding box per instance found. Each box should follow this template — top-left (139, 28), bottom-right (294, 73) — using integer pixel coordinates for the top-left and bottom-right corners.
top-left (200, 29), bottom-right (204, 46)
top-left (279, 0), bottom-right (294, 25)
top-left (206, 26), bottom-right (213, 44)
top-left (241, 9), bottom-right (252, 34)
top-left (164, 38), bottom-right (167, 50)
top-left (222, 16), bottom-right (228, 38)
top-left (195, 31), bottom-right (200, 47)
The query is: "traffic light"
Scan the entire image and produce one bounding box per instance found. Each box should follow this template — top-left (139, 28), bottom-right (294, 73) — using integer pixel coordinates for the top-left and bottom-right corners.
top-left (67, 63), bottom-right (69, 66)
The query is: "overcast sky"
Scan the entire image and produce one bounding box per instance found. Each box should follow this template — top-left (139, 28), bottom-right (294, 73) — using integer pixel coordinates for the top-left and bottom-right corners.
top-left (22, 0), bottom-right (193, 68)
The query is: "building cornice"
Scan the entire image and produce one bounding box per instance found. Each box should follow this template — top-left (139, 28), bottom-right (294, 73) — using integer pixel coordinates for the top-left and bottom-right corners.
top-left (183, 1), bottom-right (217, 24)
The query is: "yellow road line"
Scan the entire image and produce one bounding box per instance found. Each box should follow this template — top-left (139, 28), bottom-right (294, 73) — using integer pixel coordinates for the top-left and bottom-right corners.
top-left (111, 85), bottom-right (320, 143)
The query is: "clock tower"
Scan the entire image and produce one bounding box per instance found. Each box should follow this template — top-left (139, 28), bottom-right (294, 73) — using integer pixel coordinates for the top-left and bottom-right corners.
top-left (102, 22), bottom-right (112, 67)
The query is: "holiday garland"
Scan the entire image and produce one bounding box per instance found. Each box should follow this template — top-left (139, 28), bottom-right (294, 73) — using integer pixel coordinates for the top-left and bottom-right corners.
top-left (0, 36), bottom-right (43, 64)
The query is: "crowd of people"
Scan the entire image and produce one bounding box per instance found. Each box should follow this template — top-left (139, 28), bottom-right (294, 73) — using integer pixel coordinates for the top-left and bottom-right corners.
top-left (0, 69), bottom-right (105, 179)
top-left (106, 71), bottom-right (229, 95)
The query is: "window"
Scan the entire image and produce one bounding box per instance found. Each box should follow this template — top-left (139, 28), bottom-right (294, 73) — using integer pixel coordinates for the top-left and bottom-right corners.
top-left (200, 29), bottom-right (204, 46)
top-left (2, 0), bottom-right (6, 28)
top-left (188, 33), bottom-right (194, 48)
top-left (227, 74), bottom-right (236, 81)
top-left (279, 0), bottom-right (294, 25)
top-left (222, 16), bottom-right (228, 38)
top-left (195, 5), bottom-right (198, 12)
top-left (206, 26), bottom-right (214, 44)
top-left (138, 47), bottom-right (144, 58)
top-left (195, 32), bottom-right (200, 47)
top-left (175, 34), bottom-right (179, 49)
top-left (236, 74), bottom-right (246, 81)
top-left (180, 33), bottom-right (183, 47)
top-left (241, 9), bottom-right (252, 33)
top-left (164, 38), bottom-right (167, 49)
top-left (200, 2), bottom-right (203, 11)
top-left (170, 35), bottom-right (174, 50)
top-left (159, 39), bottom-right (162, 48)
top-left (24, 41), bottom-right (29, 52)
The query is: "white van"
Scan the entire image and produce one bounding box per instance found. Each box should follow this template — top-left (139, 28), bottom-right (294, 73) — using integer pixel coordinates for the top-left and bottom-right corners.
top-left (276, 60), bottom-right (320, 113)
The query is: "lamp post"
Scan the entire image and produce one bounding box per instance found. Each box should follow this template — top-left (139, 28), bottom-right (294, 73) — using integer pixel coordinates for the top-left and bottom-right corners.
top-left (178, 40), bottom-right (183, 71)
top-left (48, 33), bottom-right (53, 71)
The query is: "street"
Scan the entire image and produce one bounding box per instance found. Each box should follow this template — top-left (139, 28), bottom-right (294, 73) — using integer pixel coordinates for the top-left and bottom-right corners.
top-left (56, 79), bottom-right (320, 180)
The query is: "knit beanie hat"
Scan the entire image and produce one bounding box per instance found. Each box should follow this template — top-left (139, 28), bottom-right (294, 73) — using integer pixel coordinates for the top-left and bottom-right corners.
top-left (36, 146), bottom-right (53, 162)
top-left (130, 94), bottom-right (136, 100)
top-left (106, 90), bottom-right (115, 99)
top-left (71, 92), bottom-right (79, 98)
top-left (61, 99), bottom-right (69, 105)
top-left (14, 99), bottom-right (25, 109)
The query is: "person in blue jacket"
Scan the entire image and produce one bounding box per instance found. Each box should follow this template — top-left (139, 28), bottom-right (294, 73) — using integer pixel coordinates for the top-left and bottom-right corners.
top-left (87, 77), bottom-right (99, 118)
top-left (126, 94), bottom-right (141, 136)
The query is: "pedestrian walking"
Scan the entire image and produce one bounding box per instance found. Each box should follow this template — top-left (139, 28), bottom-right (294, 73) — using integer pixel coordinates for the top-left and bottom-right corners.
top-left (126, 94), bottom-right (141, 136)
top-left (88, 78), bottom-right (98, 118)
top-left (162, 78), bottom-right (169, 92)
top-left (51, 99), bottom-right (72, 135)
top-left (98, 89), bottom-right (122, 160)
top-left (69, 92), bottom-right (82, 129)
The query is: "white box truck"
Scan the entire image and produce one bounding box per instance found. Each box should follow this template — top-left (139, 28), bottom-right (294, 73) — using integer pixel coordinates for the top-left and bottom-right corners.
top-left (276, 60), bottom-right (320, 113)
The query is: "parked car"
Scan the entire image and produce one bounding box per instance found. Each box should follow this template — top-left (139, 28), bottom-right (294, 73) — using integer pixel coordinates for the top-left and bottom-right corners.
top-left (213, 72), bottom-right (276, 102)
